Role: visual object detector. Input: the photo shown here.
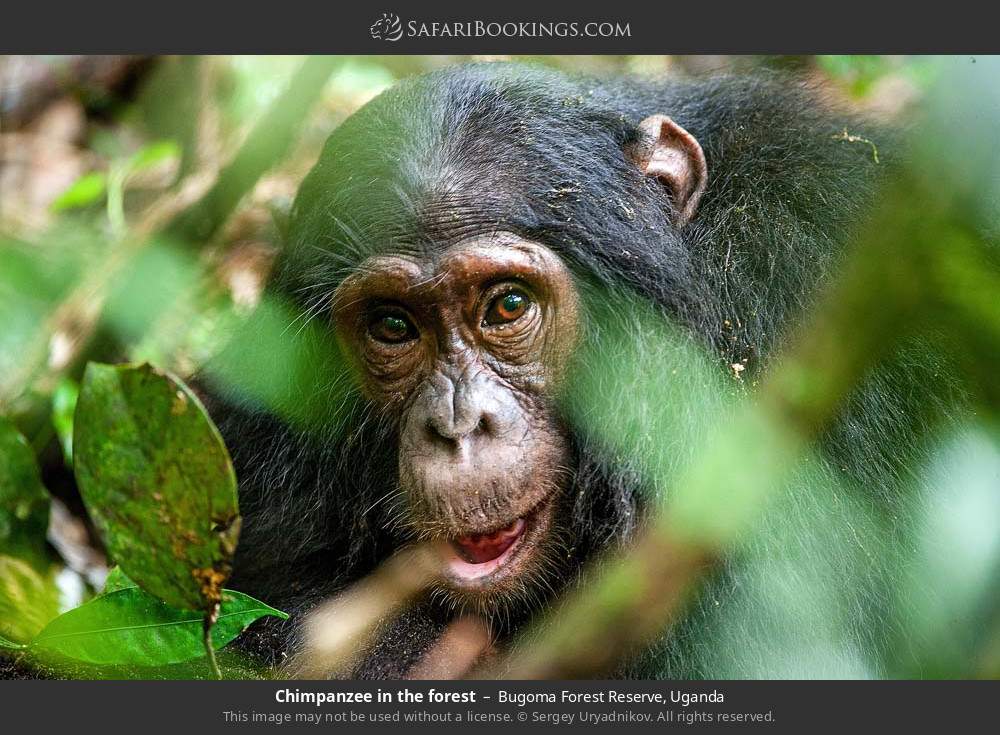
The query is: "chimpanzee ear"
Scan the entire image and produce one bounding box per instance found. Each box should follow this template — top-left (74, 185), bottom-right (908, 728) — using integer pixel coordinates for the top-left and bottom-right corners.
top-left (627, 114), bottom-right (708, 226)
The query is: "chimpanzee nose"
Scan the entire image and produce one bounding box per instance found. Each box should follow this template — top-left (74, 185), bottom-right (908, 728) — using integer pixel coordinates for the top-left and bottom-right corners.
top-left (420, 368), bottom-right (504, 450)
top-left (425, 410), bottom-right (492, 446)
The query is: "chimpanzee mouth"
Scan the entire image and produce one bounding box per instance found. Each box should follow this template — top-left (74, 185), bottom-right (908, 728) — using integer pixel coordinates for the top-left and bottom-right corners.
top-left (438, 495), bottom-right (555, 590)
top-left (452, 517), bottom-right (526, 565)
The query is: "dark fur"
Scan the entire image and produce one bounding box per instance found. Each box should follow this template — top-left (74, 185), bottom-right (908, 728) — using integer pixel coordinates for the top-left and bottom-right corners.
top-left (210, 63), bottom-right (961, 678)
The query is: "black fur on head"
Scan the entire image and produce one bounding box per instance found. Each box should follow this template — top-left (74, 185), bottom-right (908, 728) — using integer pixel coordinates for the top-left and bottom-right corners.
top-left (214, 62), bottom-right (908, 674)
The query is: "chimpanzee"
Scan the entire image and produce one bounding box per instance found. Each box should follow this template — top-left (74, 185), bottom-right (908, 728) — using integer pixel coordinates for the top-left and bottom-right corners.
top-left (211, 62), bottom-right (960, 678)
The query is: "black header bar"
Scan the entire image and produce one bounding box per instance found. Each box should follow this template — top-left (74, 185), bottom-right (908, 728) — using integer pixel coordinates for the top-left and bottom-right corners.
top-left (1, 1), bottom-right (997, 54)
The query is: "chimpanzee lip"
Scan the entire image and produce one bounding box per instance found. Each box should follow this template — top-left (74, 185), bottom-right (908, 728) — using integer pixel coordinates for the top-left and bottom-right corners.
top-left (438, 494), bottom-right (555, 589)
top-left (450, 517), bottom-right (527, 564)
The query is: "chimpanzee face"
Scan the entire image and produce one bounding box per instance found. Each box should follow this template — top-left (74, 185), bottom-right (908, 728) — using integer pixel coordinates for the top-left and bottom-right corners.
top-left (331, 232), bottom-right (580, 605)
top-left (324, 108), bottom-right (707, 609)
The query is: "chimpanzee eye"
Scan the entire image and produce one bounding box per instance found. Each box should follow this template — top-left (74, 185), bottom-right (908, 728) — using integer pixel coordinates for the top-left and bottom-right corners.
top-left (368, 312), bottom-right (417, 344)
top-left (484, 289), bottom-right (531, 326)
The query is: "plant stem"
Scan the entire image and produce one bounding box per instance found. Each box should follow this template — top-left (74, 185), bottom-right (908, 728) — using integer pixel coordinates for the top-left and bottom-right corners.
top-left (203, 606), bottom-right (222, 680)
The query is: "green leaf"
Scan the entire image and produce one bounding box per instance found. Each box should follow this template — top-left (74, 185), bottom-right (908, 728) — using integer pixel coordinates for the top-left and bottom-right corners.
top-left (126, 140), bottom-right (180, 174)
top-left (0, 633), bottom-right (26, 650)
top-left (51, 377), bottom-right (79, 465)
top-left (0, 418), bottom-right (50, 565)
top-left (73, 363), bottom-right (240, 612)
top-left (102, 566), bottom-right (137, 593)
top-left (30, 587), bottom-right (287, 666)
top-left (51, 171), bottom-right (108, 211)
top-left (0, 555), bottom-right (60, 643)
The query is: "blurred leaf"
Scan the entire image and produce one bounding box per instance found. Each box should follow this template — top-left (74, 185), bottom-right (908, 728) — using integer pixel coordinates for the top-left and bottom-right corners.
top-left (700, 463), bottom-right (895, 678)
top-left (206, 295), bottom-right (350, 429)
top-left (665, 407), bottom-right (801, 547)
top-left (224, 56), bottom-right (301, 122)
top-left (898, 425), bottom-right (1000, 675)
top-left (73, 363), bottom-right (240, 612)
top-left (30, 586), bottom-right (287, 666)
top-left (0, 555), bottom-right (60, 643)
top-left (103, 241), bottom-right (202, 344)
top-left (328, 59), bottom-right (395, 105)
top-left (50, 171), bottom-right (108, 212)
top-left (0, 417), bottom-right (50, 565)
top-left (0, 228), bottom-right (106, 403)
top-left (102, 566), bottom-right (137, 593)
top-left (917, 57), bottom-right (1000, 228)
top-left (817, 55), bottom-right (942, 100)
top-left (51, 377), bottom-right (79, 466)
top-left (562, 291), bottom-right (732, 503)
top-left (816, 55), bottom-right (891, 95)
top-left (126, 140), bottom-right (180, 175)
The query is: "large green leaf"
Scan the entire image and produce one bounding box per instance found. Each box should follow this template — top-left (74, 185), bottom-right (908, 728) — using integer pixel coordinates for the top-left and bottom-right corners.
top-left (30, 587), bottom-right (287, 666)
top-left (0, 418), bottom-right (50, 565)
top-left (73, 363), bottom-right (240, 611)
top-left (0, 555), bottom-right (60, 643)
top-left (101, 566), bottom-right (137, 593)
top-left (0, 633), bottom-right (25, 650)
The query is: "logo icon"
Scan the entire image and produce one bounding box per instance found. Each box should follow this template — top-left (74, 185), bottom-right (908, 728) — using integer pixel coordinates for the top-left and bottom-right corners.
top-left (370, 13), bottom-right (403, 41)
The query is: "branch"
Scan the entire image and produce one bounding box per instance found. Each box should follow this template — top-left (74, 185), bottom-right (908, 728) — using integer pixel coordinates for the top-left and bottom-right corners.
top-left (164, 56), bottom-right (340, 246)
